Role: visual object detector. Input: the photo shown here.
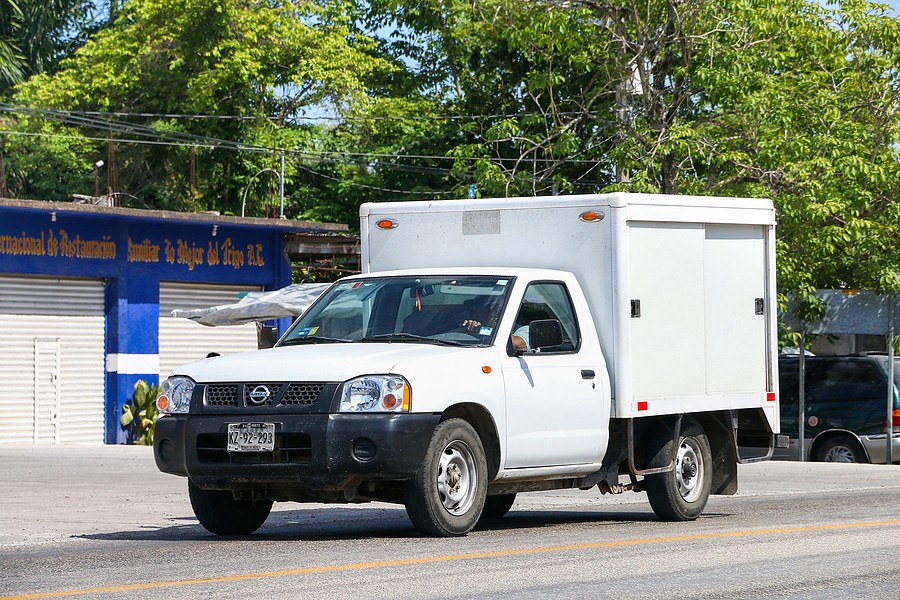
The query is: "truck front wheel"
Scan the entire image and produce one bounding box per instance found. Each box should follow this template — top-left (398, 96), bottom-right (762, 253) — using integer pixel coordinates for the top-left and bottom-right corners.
top-left (405, 418), bottom-right (488, 536)
top-left (188, 480), bottom-right (273, 535)
top-left (644, 418), bottom-right (712, 521)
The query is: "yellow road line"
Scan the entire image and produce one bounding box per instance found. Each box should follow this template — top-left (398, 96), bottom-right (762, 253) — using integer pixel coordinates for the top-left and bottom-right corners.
top-left (5, 519), bottom-right (900, 600)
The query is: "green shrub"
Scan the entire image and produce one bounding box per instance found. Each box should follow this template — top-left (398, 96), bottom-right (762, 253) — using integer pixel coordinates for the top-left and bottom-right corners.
top-left (120, 380), bottom-right (162, 445)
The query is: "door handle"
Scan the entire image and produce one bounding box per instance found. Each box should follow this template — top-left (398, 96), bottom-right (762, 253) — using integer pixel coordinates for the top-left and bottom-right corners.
top-left (581, 370), bottom-right (595, 379)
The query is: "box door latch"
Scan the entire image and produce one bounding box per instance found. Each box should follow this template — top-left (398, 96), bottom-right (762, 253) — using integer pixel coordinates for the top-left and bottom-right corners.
top-left (755, 298), bottom-right (765, 315)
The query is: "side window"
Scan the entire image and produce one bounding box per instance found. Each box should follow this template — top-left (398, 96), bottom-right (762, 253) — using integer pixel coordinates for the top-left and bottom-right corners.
top-left (808, 360), bottom-right (884, 405)
top-left (778, 360), bottom-right (799, 407)
top-left (510, 282), bottom-right (580, 354)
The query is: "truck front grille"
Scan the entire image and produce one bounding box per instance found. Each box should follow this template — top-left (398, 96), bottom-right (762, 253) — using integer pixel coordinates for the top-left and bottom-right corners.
top-left (203, 382), bottom-right (328, 408)
top-left (196, 433), bottom-right (313, 464)
top-left (281, 383), bottom-right (324, 405)
top-left (206, 384), bottom-right (238, 406)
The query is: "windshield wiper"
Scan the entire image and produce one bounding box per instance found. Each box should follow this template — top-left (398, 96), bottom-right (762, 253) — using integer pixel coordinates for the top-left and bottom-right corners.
top-left (359, 333), bottom-right (468, 347)
top-left (280, 336), bottom-right (352, 346)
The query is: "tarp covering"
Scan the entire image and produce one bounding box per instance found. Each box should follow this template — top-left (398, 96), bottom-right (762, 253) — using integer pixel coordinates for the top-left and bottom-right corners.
top-left (170, 283), bottom-right (331, 326)
top-left (783, 289), bottom-right (899, 335)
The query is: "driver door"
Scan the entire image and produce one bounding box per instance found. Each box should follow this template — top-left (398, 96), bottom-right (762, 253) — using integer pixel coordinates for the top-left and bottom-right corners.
top-left (501, 281), bottom-right (607, 468)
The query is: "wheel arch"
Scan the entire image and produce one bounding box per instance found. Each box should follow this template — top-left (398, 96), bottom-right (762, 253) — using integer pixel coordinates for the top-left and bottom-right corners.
top-left (441, 403), bottom-right (502, 480)
top-left (809, 429), bottom-right (870, 463)
top-left (627, 412), bottom-right (736, 495)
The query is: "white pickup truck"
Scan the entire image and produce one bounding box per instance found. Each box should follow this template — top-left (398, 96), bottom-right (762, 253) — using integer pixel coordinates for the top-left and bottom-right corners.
top-left (153, 193), bottom-right (779, 536)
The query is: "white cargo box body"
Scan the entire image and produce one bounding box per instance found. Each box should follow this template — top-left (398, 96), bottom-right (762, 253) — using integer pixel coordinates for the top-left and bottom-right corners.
top-left (360, 193), bottom-right (778, 431)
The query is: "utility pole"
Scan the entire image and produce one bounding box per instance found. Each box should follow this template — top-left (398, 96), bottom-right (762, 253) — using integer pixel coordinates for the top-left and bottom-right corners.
top-left (279, 151), bottom-right (285, 219)
top-left (615, 82), bottom-right (630, 184)
top-left (94, 160), bottom-right (104, 198)
top-left (615, 58), bottom-right (641, 184)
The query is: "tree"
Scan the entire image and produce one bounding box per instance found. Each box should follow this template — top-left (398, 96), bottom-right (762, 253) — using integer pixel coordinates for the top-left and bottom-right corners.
top-left (684, 0), bottom-right (900, 296)
top-left (4, 0), bottom-right (900, 303)
top-left (358, 0), bottom-right (900, 296)
top-left (0, 0), bottom-right (26, 87)
top-left (4, 0), bottom-right (391, 214)
top-left (0, 0), bottom-right (96, 90)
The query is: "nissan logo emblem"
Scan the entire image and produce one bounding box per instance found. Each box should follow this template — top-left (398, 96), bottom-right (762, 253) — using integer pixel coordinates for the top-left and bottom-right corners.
top-left (247, 385), bottom-right (271, 405)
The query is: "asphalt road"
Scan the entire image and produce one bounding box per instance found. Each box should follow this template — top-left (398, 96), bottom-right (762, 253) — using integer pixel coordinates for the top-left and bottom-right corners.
top-left (1, 445), bottom-right (899, 599)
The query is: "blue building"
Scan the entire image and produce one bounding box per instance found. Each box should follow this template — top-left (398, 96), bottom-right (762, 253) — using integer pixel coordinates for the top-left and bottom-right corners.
top-left (0, 198), bottom-right (350, 444)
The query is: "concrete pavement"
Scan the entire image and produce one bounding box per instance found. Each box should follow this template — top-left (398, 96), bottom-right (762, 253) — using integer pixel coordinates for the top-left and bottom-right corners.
top-left (1, 444), bottom-right (897, 549)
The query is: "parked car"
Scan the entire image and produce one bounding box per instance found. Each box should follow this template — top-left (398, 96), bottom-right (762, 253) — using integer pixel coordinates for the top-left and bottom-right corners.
top-left (778, 355), bottom-right (900, 463)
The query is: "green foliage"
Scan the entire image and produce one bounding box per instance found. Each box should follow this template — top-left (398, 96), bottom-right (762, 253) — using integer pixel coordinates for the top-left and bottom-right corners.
top-left (0, 0), bottom-right (96, 90)
top-left (688, 0), bottom-right (900, 294)
top-left (377, 0), bottom-right (900, 296)
top-left (4, 0), bottom-right (900, 310)
top-left (119, 379), bottom-right (162, 445)
top-left (4, 0), bottom-right (391, 212)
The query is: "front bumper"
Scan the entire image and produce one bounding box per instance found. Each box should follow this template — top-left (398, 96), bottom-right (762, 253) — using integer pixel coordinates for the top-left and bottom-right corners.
top-left (153, 412), bottom-right (441, 490)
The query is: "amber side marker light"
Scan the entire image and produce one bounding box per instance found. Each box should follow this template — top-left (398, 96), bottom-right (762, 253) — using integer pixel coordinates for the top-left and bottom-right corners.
top-left (579, 210), bottom-right (605, 222)
top-left (157, 395), bottom-right (170, 411)
top-left (376, 218), bottom-right (399, 229)
top-left (482, 366), bottom-right (492, 374)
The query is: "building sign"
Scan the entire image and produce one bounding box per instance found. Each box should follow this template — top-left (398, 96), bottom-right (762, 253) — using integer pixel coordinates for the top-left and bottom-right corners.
top-left (127, 235), bottom-right (265, 271)
top-left (1, 207), bottom-right (280, 285)
top-left (0, 228), bottom-right (116, 261)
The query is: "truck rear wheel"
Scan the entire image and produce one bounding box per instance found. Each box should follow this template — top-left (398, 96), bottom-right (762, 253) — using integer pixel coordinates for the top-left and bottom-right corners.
top-left (405, 418), bottom-right (487, 536)
top-left (644, 418), bottom-right (712, 521)
top-left (188, 480), bottom-right (273, 535)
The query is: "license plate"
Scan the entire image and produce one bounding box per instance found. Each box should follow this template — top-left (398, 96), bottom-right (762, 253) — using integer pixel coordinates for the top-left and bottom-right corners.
top-left (227, 423), bottom-right (275, 452)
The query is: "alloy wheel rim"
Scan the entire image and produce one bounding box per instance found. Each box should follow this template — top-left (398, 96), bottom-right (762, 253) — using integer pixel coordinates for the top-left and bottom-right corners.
top-left (824, 445), bottom-right (854, 463)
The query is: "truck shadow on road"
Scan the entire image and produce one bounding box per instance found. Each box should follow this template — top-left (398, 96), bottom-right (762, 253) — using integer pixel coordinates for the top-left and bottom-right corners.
top-left (75, 506), bottom-right (734, 543)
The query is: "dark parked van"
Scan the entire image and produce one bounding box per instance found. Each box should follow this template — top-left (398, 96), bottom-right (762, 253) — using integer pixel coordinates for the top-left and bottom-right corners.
top-left (779, 355), bottom-right (900, 463)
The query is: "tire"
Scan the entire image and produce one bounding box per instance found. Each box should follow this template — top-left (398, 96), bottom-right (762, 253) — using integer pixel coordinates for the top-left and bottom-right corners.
top-left (405, 418), bottom-right (488, 537)
top-left (816, 435), bottom-right (866, 463)
top-left (644, 418), bottom-right (712, 522)
top-left (188, 480), bottom-right (273, 535)
top-left (480, 493), bottom-right (516, 520)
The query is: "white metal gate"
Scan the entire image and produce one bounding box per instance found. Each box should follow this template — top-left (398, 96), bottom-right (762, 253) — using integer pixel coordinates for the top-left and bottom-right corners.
top-left (0, 276), bottom-right (106, 445)
top-left (158, 282), bottom-right (262, 380)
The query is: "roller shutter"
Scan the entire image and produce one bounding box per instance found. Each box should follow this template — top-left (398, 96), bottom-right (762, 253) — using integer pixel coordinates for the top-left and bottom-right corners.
top-left (158, 282), bottom-right (262, 379)
top-left (0, 276), bottom-right (106, 445)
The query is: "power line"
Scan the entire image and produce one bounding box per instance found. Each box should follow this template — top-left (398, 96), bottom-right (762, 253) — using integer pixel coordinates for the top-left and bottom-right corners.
top-left (0, 103), bottom-right (268, 153)
top-left (292, 162), bottom-right (457, 197)
top-left (0, 124), bottom-right (605, 168)
top-left (0, 103), bottom-right (615, 186)
top-left (40, 107), bottom-right (598, 122)
top-left (0, 103), bottom-right (618, 161)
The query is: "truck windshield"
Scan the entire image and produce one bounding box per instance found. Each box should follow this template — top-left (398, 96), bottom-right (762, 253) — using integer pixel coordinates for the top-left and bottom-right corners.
top-left (279, 275), bottom-right (513, 347)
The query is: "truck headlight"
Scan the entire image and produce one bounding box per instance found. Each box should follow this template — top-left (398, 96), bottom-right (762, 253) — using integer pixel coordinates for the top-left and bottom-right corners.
top-left (340, 375), bottom-right (410, 413)
top-left (157, 376), bottom-right (195, 415)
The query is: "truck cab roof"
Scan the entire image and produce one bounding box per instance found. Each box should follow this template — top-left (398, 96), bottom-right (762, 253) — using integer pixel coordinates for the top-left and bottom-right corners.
top-left (344, 266), bottom-right (576, 280)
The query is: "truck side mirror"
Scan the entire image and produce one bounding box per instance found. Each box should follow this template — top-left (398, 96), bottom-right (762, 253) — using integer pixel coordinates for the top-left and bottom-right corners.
top-left (529, 319), bottom-right (564, 350)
